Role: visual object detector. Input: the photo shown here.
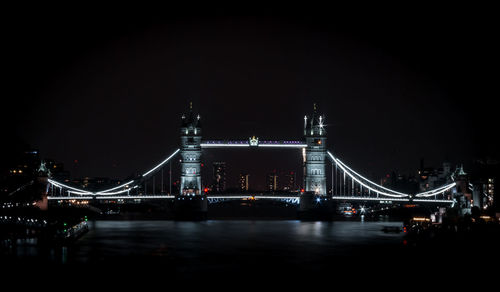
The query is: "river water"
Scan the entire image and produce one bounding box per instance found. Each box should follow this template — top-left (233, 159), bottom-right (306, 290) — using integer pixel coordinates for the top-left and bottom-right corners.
top-left (78, 219), bottom-right (404, 263)
top-left (2, 219), bottom-right (411, 277)
top-left (6, 217), bottom-right (488, 288)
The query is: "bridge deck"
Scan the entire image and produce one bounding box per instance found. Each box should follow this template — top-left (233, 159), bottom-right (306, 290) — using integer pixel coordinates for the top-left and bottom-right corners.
top-left (47, 194), bottom-right (453, 204)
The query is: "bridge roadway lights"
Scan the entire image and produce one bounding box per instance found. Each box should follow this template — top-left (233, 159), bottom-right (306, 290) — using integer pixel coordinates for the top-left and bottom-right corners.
top-left (173, 193), bottom-right (208, 220)
top-left (298, 192), bottom-right (335, 221)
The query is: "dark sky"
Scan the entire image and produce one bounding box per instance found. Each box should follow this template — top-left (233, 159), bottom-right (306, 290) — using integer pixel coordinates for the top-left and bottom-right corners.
top-left (3, 5), bottom-right (498, 189)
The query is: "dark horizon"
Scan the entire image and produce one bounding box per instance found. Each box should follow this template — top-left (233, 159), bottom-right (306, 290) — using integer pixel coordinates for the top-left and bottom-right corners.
top-left (3, 7), bottom-right (499, 184)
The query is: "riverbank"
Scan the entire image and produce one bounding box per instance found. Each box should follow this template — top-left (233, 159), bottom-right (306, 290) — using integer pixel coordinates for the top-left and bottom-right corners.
top-left (0, 206), bottom-right (90, 245)
top-left (403, 217), bottom-right (500, 264)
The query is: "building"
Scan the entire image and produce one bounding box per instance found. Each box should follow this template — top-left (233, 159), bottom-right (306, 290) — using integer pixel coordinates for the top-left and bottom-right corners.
top-left (484, 178), bottom-right (495, 209)
top-left (78, 176), bottom-right (121, 191)
top-left (452, 165), bottom-right (474, 215)
top-left (470, 158), bottom-right (499, 214)
top-left (44, 159), bottom-right (70, 181)
top-left (1, 148), bottom-right (42, 200)
top-left (6, 149), bottom-right (40, 179)
top-left (267, 172), bottom-right (278, 192)
top-left (418, 161), bottom-right (453, 192)
top-left (380, 172), bottom-right (418, 194)
top-left (212, 162), bottom-right (226, 192)
top-left (239, 173), bottom-right (250, 192)
top-left (283, 171), bottom-right (296, 191)
top-left (472, 177), bottom-right (495, 211)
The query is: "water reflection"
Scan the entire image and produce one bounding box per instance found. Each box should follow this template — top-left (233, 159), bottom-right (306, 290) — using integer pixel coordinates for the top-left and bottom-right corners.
top-left (2, 220), bottom-right (405, 272)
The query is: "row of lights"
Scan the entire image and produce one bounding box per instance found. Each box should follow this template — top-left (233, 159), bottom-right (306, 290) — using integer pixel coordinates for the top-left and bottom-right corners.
top-left (0, 216), bottom-right (48, 225)
top-left (177, 197), bottom-right (205, 201)
top-left (2, 202), bottom-right (33, 208)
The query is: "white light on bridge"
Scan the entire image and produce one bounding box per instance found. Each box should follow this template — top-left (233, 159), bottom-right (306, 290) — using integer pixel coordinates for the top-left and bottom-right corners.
top-left (201, 144), bottom-right (249, 148)
top-left (329, 152), bottom-right (409, 197)
top-left (142, 148), bottom-right (180, 177)
top-left (258, 144), bottom-right (307, 148)
top-left (327, 152), bottom-right (409, 198)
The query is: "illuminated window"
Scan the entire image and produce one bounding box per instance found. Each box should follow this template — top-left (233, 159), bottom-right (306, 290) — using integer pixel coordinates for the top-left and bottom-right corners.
top-left (186, 168), bottom-right (196, 175)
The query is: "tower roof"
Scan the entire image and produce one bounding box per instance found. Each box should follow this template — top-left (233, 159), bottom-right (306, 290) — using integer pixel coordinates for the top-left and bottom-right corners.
top-left (304, 103), bottom-right (325, 136)
top-left (181, 102), bottom-right (201, 128)
top-left (457, 164), bottom-right (467, 176)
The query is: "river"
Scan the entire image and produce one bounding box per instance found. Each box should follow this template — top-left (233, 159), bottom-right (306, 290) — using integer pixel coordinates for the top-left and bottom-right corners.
top-left (2, 219), bottom-right (412, 277)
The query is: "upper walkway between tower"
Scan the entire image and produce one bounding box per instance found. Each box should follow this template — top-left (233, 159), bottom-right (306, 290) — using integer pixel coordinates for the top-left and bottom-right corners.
top-left (200, 138), bottom-right (307, 148)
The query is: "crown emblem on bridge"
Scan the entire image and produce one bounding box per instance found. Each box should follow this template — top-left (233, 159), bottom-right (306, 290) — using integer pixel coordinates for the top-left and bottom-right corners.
top-left (249, 136), bottom-right (259, 146)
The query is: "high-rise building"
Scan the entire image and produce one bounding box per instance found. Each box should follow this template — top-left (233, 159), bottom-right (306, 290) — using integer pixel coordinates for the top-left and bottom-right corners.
top-left (486, 178), bottom-right (495, 203)
top-left (267, 172), bottom-right (278, 192)
top-left (477, 178), bottom-right (495, 210)
top-left (239, 173), bottom-right (250, 191)
top-left (283, 171), bottom-right (296, 191)
top-left (213, 162), bottom-right (226, 192)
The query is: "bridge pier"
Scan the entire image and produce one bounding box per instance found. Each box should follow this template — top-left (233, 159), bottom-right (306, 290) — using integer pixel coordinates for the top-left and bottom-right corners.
top-left (173, 194), bottom-right (207, 220)
top-left (298, 192), bottom-right (335, 221)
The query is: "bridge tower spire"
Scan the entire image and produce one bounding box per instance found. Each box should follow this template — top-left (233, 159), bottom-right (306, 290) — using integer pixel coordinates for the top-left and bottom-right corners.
top-left (304, 103), bottom-right (327, 196)
top-left (180, 102), bottom-right (202, 195)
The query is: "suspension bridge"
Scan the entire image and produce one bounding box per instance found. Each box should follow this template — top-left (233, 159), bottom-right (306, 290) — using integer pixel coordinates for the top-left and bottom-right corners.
top-left (45, 104), bottom-right (458, 217)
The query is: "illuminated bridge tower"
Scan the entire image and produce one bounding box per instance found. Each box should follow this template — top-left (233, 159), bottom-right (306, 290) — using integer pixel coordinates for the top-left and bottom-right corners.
top-left (303, 104), bottom-right (327, 196)
top-left (180, 103), bottom-right (202, 195)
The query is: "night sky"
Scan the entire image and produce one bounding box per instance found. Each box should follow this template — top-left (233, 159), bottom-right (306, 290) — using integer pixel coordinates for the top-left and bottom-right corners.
top-left (3, 6), bottom-right (498, 189)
